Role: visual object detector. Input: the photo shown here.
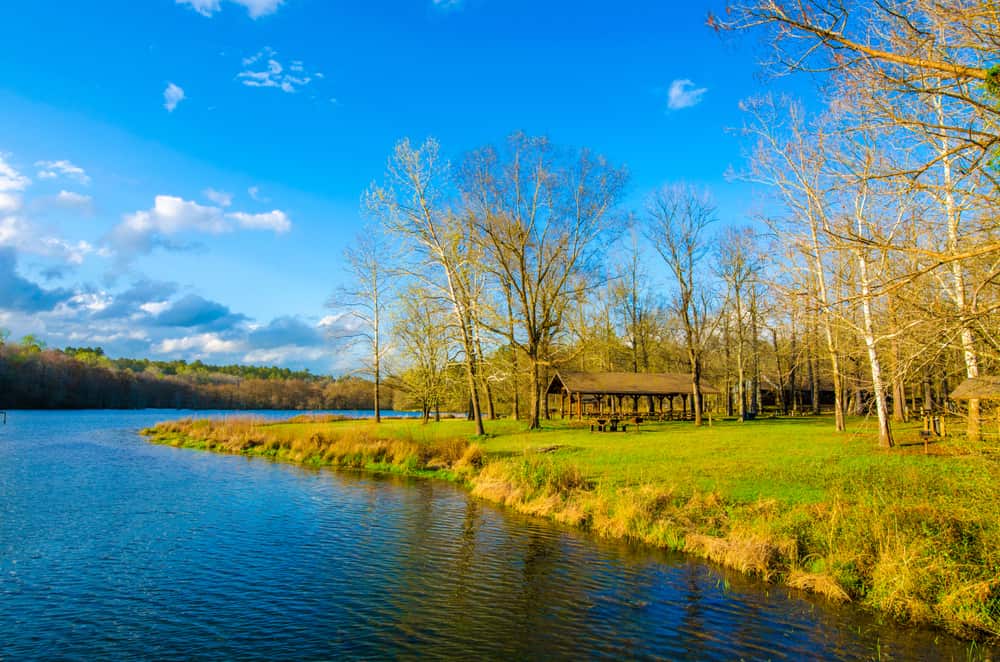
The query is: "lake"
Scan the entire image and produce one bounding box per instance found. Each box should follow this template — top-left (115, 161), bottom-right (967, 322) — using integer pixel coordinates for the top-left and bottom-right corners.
top-left (0, 410), bottom-right (991, 660)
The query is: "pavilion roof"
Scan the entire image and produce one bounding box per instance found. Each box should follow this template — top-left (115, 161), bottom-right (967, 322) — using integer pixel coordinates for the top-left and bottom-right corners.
top-left (949, 376), bottom-right (1000, 400)
top-left (546, 371), bottom-right (720, 397)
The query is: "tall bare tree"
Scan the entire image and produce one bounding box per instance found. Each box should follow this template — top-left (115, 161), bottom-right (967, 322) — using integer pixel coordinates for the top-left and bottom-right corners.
top-left (392, 284), bottom-right (453, 423)
top-left (333, 223), bottom-right (394, 422)
top-left (461, 133), bottom-right (627, 429)
top-left (717, 226), bottom-right (762, 419)
top-left (721, 0), bottom-right (1000, 439)
top-left (739, 96), bottom-right (848, 431)
top-left (366, 138), bottom-right (487, 435)
top-left (646, 184), bottom-right (718, 426)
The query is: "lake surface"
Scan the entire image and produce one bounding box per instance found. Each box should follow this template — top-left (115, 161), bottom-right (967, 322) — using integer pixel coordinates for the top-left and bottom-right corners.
top-left (0, 410), bottom-right (992, 660)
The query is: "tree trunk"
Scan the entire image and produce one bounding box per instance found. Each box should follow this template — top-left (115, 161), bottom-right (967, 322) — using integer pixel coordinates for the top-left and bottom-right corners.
top-left (891, 336), bottom-right (905, 422)
top-left (691, 356), bottom-right (704, 426)
top-left (723, 313), bottom-right (734, 417)
top-left (460, 315), bottom-right (486, 436)
top-left (772, 327), bottom-right (786, 415)
top-left (789, 321), bottom-right (799, 414)
top-left (528, 354), bottom-right (542, 430)
top-left (373, 346), bottom-right (381, 423)
top-left (857, 250), bottom-right (894, 448)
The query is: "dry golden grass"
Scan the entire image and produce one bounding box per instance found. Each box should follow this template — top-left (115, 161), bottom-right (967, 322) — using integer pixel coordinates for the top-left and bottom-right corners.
top-left (787, 570), bottom-right (852, 603)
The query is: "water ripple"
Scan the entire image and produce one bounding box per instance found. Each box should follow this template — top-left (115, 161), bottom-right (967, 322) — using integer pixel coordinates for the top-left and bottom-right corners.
top-left (0, 411), bottom-right (992, 660)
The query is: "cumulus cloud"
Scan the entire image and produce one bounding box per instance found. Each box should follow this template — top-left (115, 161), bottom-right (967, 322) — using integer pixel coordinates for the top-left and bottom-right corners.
top-left (0, 247), bottom-right (73, 312)
top-left (238, 48), bottom-right (317, 93)
top-left (93, 278), bottom-right (179, 320)
top-left (155, 332), bottom-right (243, 356)
top-left (0, 215), bottom-right (96, 265)
top-left (35, 159), bottom-right (90, 185)
top-left (0, 193), bottom-right (21, 213)
top-left (152, 293), bottom-right (248, 329)
top-left (248, 316), bottom-right (324, 349)
top-left (228, 210), bottom-right (291, 233)
top-left (107, 194), bottom-right (292, 260)
top-left (164, 83), bottom-right (186, 112)
top-left (666, 79), bottom-right (708, 111)
top-left (176, 0), bottom-right (284, 19)
top-left (247, 186), bottom-right (267, 202)
top-left (203, 188), bottom-right (233, 207)
top-left (0, 154), bottom-right (31, 192)
top-left (114, 195), bottom-right (227, 244)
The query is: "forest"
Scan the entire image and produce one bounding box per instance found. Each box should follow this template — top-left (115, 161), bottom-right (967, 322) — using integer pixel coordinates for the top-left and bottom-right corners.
top-left (0, 336), bottom-right (378, 410)
top-left (338, 1), bottom-right (1000, 445)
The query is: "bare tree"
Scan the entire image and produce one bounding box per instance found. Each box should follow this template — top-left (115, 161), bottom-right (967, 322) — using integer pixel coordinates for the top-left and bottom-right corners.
top-left (366, 138), bottom-right (487, 435)
top-left (646, 184), bottom-right (718, 426)
top-left (332, 223), bottom-right (394, 422)
top-left (738, 96), bottom-right (848, 431)
top-left (717, 226), bottom-right (763, 419)
top-left (721, 0), bottom-right (1000, 438)
top-left (461, 133), bottom-right (627, 430)
top-left (392, 284), bottom-right (453, 423)
top-left (613, 225), bottom-right (660, 375)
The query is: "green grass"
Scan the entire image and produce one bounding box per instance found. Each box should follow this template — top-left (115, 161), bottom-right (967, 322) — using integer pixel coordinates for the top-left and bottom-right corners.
top-left (143, 413), bottom-right (1000, 643)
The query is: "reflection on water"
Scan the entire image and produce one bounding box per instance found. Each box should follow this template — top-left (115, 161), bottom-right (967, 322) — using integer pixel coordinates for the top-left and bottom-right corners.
top-left (0, 411), bottom-right (992, 660)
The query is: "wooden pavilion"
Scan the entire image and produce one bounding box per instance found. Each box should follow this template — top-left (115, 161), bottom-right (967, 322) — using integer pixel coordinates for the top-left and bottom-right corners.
top-left (949, 376), bottom-right (1000, 402)
top-left (950, 376), bottom-right (1000, 437)
top-left (545, 371), bottom-right (720, 420)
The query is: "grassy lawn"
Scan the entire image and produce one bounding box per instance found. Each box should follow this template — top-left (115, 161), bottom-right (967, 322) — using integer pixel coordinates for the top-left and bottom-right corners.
top-left (144, 413), bottom-right (1000, 641)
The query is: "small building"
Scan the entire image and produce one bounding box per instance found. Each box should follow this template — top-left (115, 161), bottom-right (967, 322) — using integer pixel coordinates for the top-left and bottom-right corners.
top-left (545, 371), bottom-right (720, 419)
top-left (949, 376), bottom-right (1000, 437)
top-left (949, 376), bottom-right (1000, 402)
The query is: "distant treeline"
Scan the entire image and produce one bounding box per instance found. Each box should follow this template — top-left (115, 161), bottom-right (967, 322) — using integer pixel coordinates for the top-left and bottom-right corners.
top-left (0, 338), bottom-right (379, 410)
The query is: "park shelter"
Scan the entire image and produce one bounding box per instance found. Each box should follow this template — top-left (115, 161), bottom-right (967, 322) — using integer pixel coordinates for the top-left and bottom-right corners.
top-left (949, 376), bottom-right (1000, 401)
top-left (545, 371), bottom-right (720, 419)
top-left (950, 376), bottom-right (1000, 437)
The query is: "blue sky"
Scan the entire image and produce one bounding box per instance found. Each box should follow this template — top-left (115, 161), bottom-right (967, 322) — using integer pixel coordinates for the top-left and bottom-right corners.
top-left (0, 0), bottom-right (812, 373)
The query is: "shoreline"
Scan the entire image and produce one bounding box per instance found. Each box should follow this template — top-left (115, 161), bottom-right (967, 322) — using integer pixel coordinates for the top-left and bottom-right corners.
top-left (142, 415), bottom-right (1000, 644)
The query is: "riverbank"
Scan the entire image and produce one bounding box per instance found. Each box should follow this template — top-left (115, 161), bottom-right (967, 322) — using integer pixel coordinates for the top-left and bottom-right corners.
top-left (142, 414), bottom-right (1000, 642)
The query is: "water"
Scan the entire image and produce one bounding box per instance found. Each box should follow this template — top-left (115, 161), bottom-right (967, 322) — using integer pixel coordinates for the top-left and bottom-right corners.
top-left (0, 411), bottom-right (992, 660)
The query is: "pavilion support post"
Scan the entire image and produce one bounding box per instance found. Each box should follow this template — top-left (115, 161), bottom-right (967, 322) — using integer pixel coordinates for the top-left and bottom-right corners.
top-left (667, 395), bottom-right (675, 420)
top-left (617, 395), bottom-right (623, 415)
top-left (576, 392), bottom-right (582, 420)
top-left (632, 395), bottom-right (639, 414)
top-left (682, 394), bottom-right (689, 419)
top-left (560, 391), bottom-right (566, 419)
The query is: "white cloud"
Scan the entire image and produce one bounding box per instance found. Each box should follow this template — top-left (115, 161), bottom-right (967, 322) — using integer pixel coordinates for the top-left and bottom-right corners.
top-left (156, 332), bottom-right (243, 355)
top-left (238, 47), bottom-right (315, 93)
top-left (667, 79), bottom-right (708, 111)
top-left (244, 346), bottom-right (326, 365)
top-left (203, 188), bottom-right (233, 207)
top-left (0, 215), bottom-right (95, 265)
top-left (0, 154), bottom-right (30, 192)
top-left (248, 186), bottom-right (267, 202)
top-left (108, 195), bottom-right (292, 258)
top-left (139, 301), bottom-right (172, 316)
top-left (55, 190), bottom-right (93, 209)
top-left (432, 0), bottom-right (463, 10)
top-left (176, 0), bottom-right (284, 19)
top-left (228, 210), bottom-right (291, 233)
top-left (164, 82), bottom-right (186, 112)
top-left (123, 195), bottom-right (229, 236)
top-left (35, 159), bottom-right (90, 185)
top-left (0, 193), bottom-right (21, 213)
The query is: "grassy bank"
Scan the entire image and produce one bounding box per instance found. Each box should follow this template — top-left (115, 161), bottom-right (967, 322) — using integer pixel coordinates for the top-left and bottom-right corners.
top-left (142, 414), bottom-right (1000, 642)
